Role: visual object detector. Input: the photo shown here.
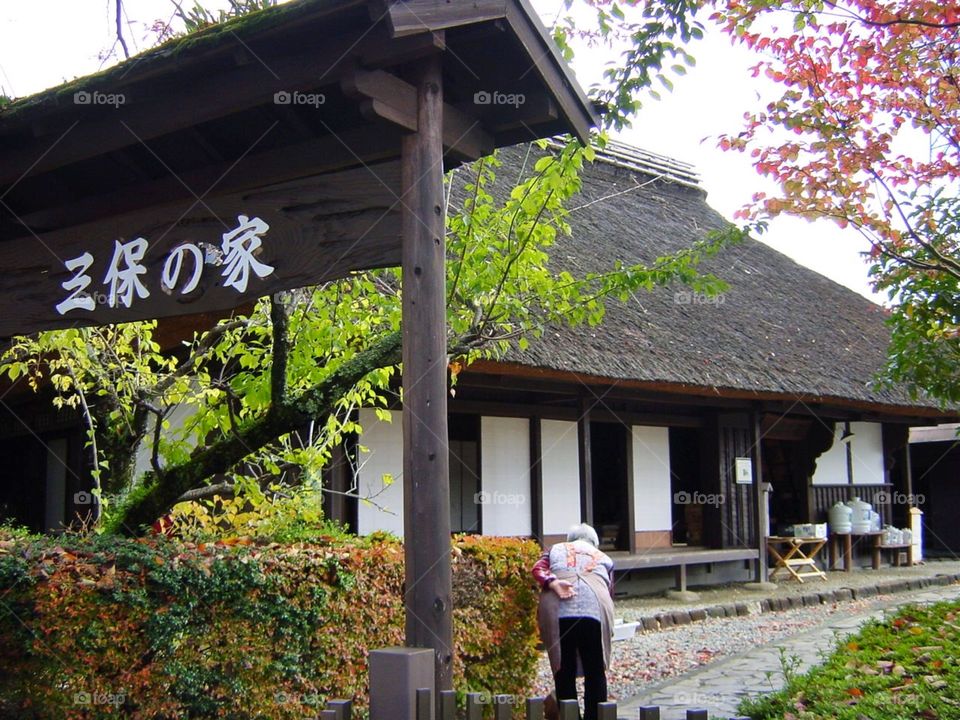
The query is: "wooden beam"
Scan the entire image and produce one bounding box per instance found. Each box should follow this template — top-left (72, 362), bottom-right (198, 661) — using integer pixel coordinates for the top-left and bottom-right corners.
top-left (578, 401), bottom-right (593, 524)
top-left (485, 93), bottom-right (559, 133)
top-left (342, 68), bottom-right (493, 160)
top-left (400, 54), bottom-right (454, 695)
top-left (0, 162), bottom-right (402, 337)
top-left (504, 0), bottom-right (597, 144)
top-left (530, 416), bottom-right (543, 542)
top-left (0, 26), bottom-right (442, 188)
top-left (463, 361), bottom-right (959, 421)
top-left (0, 38), bottom-right (361, 187)
top-left (10, 124), bottom-right (403, 240)
top-left (624, 425), bottom-right (636, 554)
top-left (379, 0), bottom-right (508, 37)
top-left (751, 410), bottom-right (768, 582)
top-left (361, 30), bottom-right (446, 67)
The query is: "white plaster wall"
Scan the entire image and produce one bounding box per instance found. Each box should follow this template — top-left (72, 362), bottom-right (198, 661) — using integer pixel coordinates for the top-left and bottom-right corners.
top-left (850, 422), bottom-right (886, 485)
top-left (356, 408), bottom-right (405, 537)
top-left (812, 426), bottom-right (848, 485)
top-left (812, 422), bottom-right (887, 486)
top-left (631, 425), bottom-right (672, 532)
top-left (134, 401), bottom-right (198, 478)
top-left (540, 419), bottom-right (581, 535)
top-left (480, 416), bottom-right (531, 536)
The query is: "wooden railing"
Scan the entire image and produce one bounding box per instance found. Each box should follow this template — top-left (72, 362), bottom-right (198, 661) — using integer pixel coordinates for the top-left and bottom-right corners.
top-left (810, 483), bottom-right (893, 526)
top-left (318, 693), bottom-right (752, 720)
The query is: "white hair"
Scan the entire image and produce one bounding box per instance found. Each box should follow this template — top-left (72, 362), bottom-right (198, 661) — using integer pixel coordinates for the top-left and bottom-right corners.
top-left (566, 523), bottom-right (599, 548)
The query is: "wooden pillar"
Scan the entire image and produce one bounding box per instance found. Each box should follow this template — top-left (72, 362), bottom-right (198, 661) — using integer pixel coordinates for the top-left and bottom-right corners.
top-left (624, 425), bottom-right (637, 553)
top-left (752, 410), bottom-right (768, 582)
top-left (844, 421), bottom-right (854, 496)
top-left (577, 401), bottom-right (593, 523)
top-left (401, 54), bottom-right (453, 694)
top-left (530, 416), bottom-right (544, 542)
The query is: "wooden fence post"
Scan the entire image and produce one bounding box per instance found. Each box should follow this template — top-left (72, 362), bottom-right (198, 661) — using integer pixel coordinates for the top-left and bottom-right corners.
top-left (525, 697), bottom-right (544, 720)
top-left (369, 647), bottom-right (434, 720)
top-left (325, 699), bottom-right (352, 720)
top-left (558, 699), bottom-right (579, 720)
top-left (465, 693), bottom-right (483, 720)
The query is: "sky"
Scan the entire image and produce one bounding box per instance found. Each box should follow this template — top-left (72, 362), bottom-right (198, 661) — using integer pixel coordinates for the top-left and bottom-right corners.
top-left (0, 0), bottom-right (879, 301)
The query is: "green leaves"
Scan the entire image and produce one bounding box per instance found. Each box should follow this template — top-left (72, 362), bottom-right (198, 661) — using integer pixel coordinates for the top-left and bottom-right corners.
top-left (551, 0), bottom-right (704, 130)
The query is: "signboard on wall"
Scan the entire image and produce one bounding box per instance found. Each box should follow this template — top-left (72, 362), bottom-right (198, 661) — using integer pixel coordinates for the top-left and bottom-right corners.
top-left (735, 456), bottom-right (753, 484)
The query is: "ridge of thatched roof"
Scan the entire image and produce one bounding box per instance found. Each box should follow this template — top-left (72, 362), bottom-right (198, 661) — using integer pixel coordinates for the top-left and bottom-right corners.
top-left (483, 142), bottom-right (946, 415)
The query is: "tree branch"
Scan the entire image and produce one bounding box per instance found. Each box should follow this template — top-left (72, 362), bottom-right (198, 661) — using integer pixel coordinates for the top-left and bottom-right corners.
top-left (107, 329), bottom-right (404, 533)
top-left (116, 0), bottom-right (130, 59)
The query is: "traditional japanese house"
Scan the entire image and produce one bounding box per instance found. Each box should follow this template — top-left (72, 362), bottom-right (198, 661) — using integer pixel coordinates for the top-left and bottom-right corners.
top-left (344, 140), bottom-right (958, 592)
top-left (1, 135), bottom-right (955, 591)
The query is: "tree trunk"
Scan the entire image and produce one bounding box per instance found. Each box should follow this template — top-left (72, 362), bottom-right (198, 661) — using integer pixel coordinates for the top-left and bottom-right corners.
top-left (107, 330), bottom-right (402, 534)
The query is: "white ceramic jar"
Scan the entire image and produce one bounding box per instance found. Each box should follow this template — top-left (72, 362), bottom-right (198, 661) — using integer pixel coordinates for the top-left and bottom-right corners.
top-left (847, 496), bottom-right (873, 534)
top-left (829, 501), bottom-right (853, 534)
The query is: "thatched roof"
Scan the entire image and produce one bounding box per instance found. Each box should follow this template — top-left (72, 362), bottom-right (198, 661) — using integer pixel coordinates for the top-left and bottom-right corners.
top-left (482, 140), bottom-right (945, 415)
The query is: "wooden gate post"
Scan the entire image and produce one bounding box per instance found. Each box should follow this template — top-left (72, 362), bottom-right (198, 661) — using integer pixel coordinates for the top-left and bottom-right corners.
top-left (400, 53), bottom-right (454, 694)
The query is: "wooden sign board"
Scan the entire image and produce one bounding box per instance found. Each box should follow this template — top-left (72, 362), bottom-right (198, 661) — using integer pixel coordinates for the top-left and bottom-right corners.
top-left (0, 162), bottom-right (402, 337)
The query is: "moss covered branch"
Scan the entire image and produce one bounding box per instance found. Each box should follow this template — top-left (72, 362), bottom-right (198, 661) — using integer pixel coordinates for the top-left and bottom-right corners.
top-left (107, 329), bottom-right (402, 534)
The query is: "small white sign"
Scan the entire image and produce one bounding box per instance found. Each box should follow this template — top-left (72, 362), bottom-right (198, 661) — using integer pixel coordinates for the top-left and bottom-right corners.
top-left (735, 456), bottom-right (753, 484)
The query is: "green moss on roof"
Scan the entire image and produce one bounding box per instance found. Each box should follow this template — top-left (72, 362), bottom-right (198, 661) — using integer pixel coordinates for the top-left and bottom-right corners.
top-left (0, 0), bottom-right (352, 123)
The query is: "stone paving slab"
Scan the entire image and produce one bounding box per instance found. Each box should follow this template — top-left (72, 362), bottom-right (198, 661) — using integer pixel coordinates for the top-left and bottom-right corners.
top-left (616, 584), bottom-right (960, 719)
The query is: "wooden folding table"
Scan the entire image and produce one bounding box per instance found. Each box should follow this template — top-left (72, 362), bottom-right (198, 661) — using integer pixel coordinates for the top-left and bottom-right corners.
top-left (766, 536), bottom-right (828, 583)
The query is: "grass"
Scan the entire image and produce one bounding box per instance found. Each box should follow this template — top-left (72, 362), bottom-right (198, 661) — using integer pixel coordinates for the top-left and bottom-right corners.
top-left (738, 599), bottom-right (960, 719)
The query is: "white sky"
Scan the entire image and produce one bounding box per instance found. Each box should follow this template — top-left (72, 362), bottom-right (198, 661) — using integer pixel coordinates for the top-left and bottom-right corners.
top-left (0, 0), bottom-right (878, 301)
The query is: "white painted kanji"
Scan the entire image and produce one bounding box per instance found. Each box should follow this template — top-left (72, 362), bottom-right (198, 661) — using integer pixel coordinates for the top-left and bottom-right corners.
top-left (54, 216), bottom-right (275, 316)
top-left (161, 243), bottom-right (204, 295)
top-left (220, 215), bottom-right (274, 293)
top-left (55, 252), bottom-right (96, 315)
top-left (103, 237), bottom-right (150, 309)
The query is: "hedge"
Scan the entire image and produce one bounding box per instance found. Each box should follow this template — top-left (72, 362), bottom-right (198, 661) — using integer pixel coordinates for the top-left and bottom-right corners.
top-left (0, 530), bottom-right (541, 719)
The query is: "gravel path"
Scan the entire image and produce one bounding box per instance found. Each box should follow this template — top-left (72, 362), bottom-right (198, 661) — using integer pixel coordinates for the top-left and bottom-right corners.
top-left (531, 593), bottom-right (894, 701)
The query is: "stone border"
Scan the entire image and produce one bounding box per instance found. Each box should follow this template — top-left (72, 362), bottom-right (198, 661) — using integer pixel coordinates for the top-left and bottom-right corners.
top-left (636, 573), bottom-right (960, 633)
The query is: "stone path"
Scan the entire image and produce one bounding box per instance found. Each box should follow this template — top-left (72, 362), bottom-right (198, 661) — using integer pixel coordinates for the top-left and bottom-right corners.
top-left (615, 583), bottom-right (960, 719)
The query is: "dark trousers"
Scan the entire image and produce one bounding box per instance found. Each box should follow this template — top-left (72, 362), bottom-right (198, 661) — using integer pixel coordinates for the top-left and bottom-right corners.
top-left (554, 617), bottom-right (607, 720)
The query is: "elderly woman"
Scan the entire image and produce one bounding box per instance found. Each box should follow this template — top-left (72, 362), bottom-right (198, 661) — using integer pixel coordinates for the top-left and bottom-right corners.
top-left (532, 523), bottom-right (614, 720)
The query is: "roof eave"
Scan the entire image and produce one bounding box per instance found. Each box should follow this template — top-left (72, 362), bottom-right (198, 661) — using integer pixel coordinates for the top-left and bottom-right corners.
top-left (380, 0), bottom-right (599, 144)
